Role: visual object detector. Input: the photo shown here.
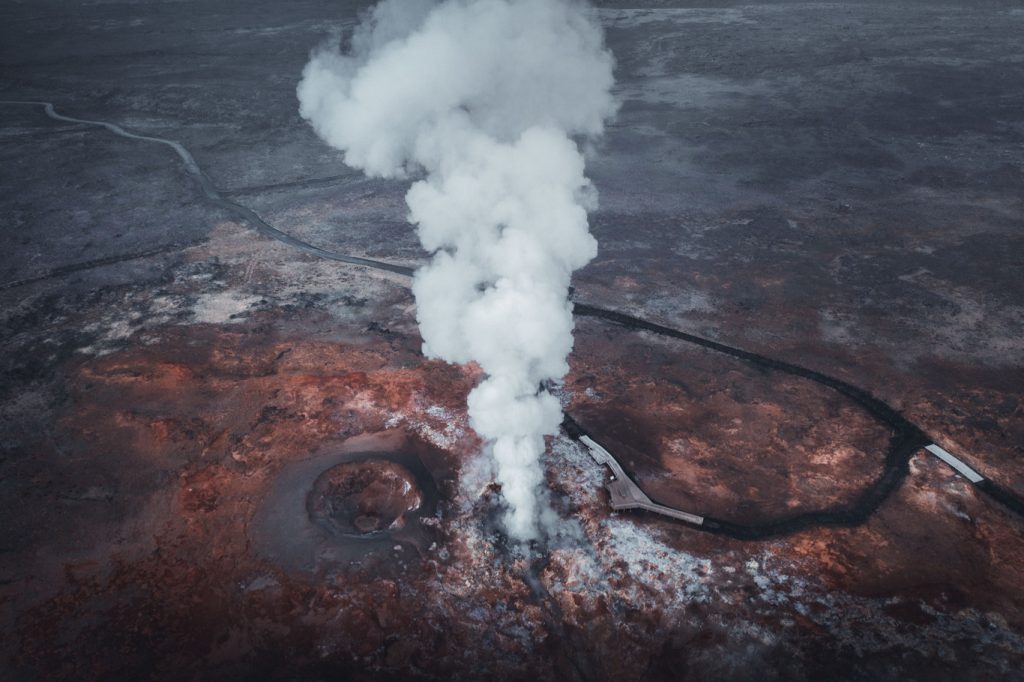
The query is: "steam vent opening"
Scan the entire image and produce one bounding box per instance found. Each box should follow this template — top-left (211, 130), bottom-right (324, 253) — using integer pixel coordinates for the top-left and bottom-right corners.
top-left (308, 458), bottom-right (423, 536)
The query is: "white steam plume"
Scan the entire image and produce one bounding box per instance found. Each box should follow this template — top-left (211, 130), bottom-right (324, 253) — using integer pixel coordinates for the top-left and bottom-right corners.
top-left (298, 0), bottom-right (616, 541)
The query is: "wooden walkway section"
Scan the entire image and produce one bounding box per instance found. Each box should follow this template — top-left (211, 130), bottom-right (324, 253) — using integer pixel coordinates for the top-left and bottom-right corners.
top-left (580, 435), bottom-right (704, 527)
top-left (925, 444), bottom-right (985, 483)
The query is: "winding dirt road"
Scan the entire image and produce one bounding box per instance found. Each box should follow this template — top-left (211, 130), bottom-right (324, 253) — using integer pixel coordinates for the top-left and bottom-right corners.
top-left (1, 100), bottom-right (415, 277)
top-left (3, 100), bottom-right (1021, 538)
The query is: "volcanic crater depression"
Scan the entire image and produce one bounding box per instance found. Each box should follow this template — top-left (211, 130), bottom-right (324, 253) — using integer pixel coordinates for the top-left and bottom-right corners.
top-left (252, 432), bottom-right (446, 573)
top-left (308, 457), bottom-right (425, 536)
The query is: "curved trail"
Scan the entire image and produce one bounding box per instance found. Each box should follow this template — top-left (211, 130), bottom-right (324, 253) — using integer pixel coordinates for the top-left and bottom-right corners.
top-left (567, 304), bottom-right (931, 539)
top-left (0, 101), bottom-right (414, 278)
top-left (4, 100), bottom-right (1021, 537)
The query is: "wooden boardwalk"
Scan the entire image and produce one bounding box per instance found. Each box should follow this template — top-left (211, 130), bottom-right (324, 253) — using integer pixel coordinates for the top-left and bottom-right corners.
top-left (580, 435), bottom-right (704, 527)
top-left (581, 436), bottom-right (990, 531)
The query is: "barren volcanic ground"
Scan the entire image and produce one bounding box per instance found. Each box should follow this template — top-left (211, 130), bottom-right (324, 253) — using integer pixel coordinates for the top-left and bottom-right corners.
top-left (2, 1), bottom-right (1024, 680)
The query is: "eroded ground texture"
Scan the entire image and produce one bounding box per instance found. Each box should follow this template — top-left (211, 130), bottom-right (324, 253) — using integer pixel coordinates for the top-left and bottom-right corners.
top-left (2, 1), bottom-right (1023, 680)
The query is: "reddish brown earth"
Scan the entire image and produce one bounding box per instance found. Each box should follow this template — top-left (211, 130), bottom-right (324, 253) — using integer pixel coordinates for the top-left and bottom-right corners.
top-left (566, 316), bottom-right (894, 524)
top-left (4, 270), bottom-right (1022, 680)
top-left (309, 459), bottom-right (423, 534)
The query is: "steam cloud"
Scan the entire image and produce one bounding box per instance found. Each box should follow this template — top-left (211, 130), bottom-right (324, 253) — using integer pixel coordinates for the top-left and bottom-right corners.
top-left (298, 0), bottom-right (616, 541)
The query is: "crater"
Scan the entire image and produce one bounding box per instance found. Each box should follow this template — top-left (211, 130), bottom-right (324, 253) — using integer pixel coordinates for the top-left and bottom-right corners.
top-left (308, 458), bottom-right (423, 536)
top-left (249, 431), bottom-right (448, 574)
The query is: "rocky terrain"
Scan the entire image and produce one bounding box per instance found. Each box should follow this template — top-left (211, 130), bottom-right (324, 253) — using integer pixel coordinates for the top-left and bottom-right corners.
top-left (1, 1), bottom-right (1023, 679)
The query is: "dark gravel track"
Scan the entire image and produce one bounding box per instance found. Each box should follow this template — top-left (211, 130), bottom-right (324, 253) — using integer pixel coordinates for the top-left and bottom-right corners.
top-left (5, 100), bottom-right (1020, 539)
